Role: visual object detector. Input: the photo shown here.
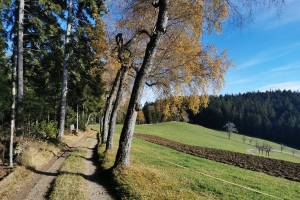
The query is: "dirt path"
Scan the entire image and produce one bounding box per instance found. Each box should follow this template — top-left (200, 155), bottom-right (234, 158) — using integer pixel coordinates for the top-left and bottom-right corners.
top-left (3, 133), bottom-right (86, 200)
top-left (23, 134), bottom-right (88, 200)
top-left (82, 136), bottom-right (114, 200)
top-left (24, 152), bottom-right (68, 200)
top-left (1, 132), bottom-right (116, 200)
top-left (24, 133), bottom-right (115, 200)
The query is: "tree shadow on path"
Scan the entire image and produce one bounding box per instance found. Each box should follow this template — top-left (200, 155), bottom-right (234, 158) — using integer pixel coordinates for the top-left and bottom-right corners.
top-left (26, 138), bottom-right (121, 200)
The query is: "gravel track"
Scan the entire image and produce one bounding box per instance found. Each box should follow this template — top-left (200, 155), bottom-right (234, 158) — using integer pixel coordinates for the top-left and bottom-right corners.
top-left (83, 136), bottom-right (114, 200)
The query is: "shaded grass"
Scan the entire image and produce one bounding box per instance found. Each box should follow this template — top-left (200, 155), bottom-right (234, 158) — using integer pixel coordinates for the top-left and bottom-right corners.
top-left (50, 149), bottom-right (87, 200)
top-left (94, 124), bottom-right (300, 200)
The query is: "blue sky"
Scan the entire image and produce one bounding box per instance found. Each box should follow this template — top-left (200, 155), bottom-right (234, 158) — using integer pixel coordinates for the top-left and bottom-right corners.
top-left (203, 0), bottom-right (300, 94)
top-left (104, 0), bottom-right (300, 103)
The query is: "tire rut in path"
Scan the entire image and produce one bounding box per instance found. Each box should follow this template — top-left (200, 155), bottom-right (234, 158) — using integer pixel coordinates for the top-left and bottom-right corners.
top-left (24, 152), bottom-right (68, 200)
top-left (82, 136), bottom-right (115, 200)
top-left (9, 134), bottom-right (87, 200)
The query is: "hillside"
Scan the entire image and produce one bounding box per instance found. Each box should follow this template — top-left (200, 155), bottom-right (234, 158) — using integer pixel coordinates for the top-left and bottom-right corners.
top-left (190, 91), bottom-right (300, 148)
top-left (143, 91), bottom-right (300, 148)
top-left (96, 122), bottom-right (300, 199)
top-left (132, 122), bottom-right (300, 163)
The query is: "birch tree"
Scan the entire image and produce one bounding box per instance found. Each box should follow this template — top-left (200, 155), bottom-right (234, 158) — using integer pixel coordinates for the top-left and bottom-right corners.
top-left (106, 33), bottom-right (138, 150)
top-left (9, 53), bottom-right (17, 167)
top-left (57, 0), bottom-right (73, 140)
top-left (16, 0), bottom-right (24, 133)
top-left (111, 0), bottom-right (283, 168)
top-left (113, 0), bottom-right (170, 167)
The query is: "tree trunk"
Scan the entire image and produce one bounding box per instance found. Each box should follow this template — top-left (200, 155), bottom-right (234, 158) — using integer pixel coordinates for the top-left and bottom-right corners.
top-left (101, 69), bottom-right (121, 144)
top-left (16, 0), bottom-right (24, 134)
top-left (114, 0), bottom-right (169, 168)
top-left (57, 0), bottom-right (73, 140)
top-left (106, 66), bottom-right (128, 150)
top-left (85, 113), bottom-right (92, 128)
top-left (9, 53), bottom-right (17, 168)
top-left (99, 115), bottom-right (103, 142)
top-left (76, 104), bottom-right (79, 133)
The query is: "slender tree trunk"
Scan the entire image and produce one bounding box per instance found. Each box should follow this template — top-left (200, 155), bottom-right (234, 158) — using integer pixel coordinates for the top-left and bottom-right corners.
top-left (16, 0), bottom-right (24, 134)
top-left (106, 66), bottom-right (128, 150)
top-left (76, 104), bottom-right (79, 133)
top-left (99, 115), bottom-right (103, 142)
top-left (9, 53), bottom-right (17, 168)
top-left (57, 0), bottom-right (73, 140)
top-left (101, 69), bottom-right (121, 144)
top-left (114, 0), bottom-right (169, 168)
top-left (85, 113), bottom-right (92, 128)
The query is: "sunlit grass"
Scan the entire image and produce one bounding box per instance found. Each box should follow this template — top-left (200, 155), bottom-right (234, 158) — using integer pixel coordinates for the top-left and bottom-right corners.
top-left (50, 149), bottom-right (87, 200)
top-left (94, 123), bottom-right (300, 200)
top-left (132, 122), bottom-right (300, 163)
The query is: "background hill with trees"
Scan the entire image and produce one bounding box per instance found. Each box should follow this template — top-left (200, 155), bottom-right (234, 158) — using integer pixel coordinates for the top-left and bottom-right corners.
top-left (143, 91), bottom-right (300, 148)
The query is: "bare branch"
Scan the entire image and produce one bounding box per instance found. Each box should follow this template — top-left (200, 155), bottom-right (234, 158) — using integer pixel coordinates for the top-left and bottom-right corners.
top-left (145, 82), bottom-right (157, 87)
top-left (124, 29), bottom-right (151, 49)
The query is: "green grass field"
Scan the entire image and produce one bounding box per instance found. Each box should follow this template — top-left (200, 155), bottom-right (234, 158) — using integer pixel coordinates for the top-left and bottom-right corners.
top-left (94, 122), bottom-right (300, 200)
top-left (132, 122), bottom-right (300, 163)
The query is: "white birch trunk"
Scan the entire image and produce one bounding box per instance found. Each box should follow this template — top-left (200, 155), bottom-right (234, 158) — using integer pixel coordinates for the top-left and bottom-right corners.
top-left (57, 0), bottom-right (73, 140)
top-left (17, 0), bottom-right (24, 133)
top-left (76, 104), bottom-right (79, 132)
top-left (9, 53), bottom-right (17, 168)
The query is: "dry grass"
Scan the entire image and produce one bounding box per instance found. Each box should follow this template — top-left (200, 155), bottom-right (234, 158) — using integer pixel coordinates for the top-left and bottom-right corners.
top-left (50, 149), bottom-right (87, 200)
top-left (0, 140), bottom-right (60, 200)
top-left (0, 167), bottom-right (31, 200)
top-left (0, 132), bottom-right (84, 200)
top-left (98, 144), bottom-right (205, 200)
top-left (62, 131), bottom-right (85, 145)
top-left (113, 164), bottom-right (204, 200)
top-left (18, 141), bottom-right (60, 169)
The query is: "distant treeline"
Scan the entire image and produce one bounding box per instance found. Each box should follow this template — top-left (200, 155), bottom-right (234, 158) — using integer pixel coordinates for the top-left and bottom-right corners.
top-left (142, 91), bottom-right (300, 148)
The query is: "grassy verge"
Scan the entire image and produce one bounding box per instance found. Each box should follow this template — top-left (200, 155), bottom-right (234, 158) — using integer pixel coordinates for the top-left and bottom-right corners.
top-left (0, 140), bottom-right (61, 200)
top-left (0, 132), bottom-right (84, 200)
top-left (95, 125), bottom-right (300, 200)
top-left (50, 149), bottom-right (87, 200)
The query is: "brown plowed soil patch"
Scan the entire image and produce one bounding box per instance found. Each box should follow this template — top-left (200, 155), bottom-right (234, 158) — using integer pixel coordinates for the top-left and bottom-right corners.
top-left (136, 133), bottom-right (300, 182)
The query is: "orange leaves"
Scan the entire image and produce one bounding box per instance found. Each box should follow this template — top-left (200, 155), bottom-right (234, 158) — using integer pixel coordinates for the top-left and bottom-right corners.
top-left (110, 0), bottom-right (233, 113)
top-left (137, 110), bottom-right (145, 124)
top-left (88, 17), bottom-right (108, 61)
top-left (204, 0), bottom-right (229, 33)
top-left (102, 56), bottom-right (121, 90)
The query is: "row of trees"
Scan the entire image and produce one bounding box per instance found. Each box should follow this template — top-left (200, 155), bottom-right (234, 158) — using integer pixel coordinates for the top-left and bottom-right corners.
top-left (99, 0), bottom-right (282, 168)
top-left (0, 0), bottom-right (284, 170)
top-left (0, 0), bottom-right (106, 167)
top-left (189, 91), bottom-right (300, 148)
top-left (142, 91), bottom-right (300, 148)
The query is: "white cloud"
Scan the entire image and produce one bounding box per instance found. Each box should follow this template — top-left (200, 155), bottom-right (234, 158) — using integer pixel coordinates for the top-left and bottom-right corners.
top-left (259, 81), bottom-right (300, 92)
top-left (271, 61), bottom-right (300, 72)
top-left (255, 0), bottom-right (300, 30)
top-left (238, 51), bottom-right (286, 69)
top-left (237, 42), bottom-right (300, 69)
top-left (227, 78), bottom-right (253, 85)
